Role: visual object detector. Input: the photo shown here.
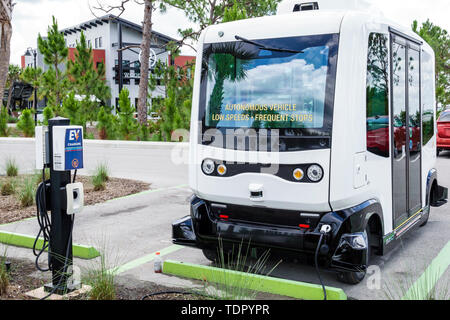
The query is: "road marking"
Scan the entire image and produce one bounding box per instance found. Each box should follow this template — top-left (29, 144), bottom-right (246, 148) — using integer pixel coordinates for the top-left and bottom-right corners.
top-left (402, 241), bottom-right (450, 300)
top-left (106, 184), bottom-right (189, 203)
top-left (109, 244), bottom-right (184, 275)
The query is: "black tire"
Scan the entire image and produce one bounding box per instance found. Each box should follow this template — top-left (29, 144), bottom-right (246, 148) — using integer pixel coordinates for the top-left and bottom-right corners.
top-left (336, 227), bottom-right (371, 285)
top-left (202, 248), bottom-right (219, 262)
top-left (437, 149), bottom-right (441, 157)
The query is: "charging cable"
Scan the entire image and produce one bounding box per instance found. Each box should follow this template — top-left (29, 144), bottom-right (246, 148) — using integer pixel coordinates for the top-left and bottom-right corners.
top-left (33, 168), bottom-right (77, 299)
top-left (314, 224), bottom-right (332, 301)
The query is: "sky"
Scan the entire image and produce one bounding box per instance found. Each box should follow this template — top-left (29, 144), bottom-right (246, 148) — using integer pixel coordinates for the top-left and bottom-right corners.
top-left (10, 0), bottom-right (450, 66)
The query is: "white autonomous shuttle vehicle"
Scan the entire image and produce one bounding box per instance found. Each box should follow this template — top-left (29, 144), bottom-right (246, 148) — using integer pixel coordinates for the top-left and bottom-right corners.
top-left (172, 0), bottom-right (448, 284)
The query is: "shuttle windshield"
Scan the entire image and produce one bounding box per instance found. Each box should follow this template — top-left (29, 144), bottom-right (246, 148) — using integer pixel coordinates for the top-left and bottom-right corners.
top-left (199, 34), bottom-right (339, 151)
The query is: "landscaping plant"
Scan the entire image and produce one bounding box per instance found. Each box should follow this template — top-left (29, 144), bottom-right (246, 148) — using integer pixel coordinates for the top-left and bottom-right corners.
top-left (84, 250), bottom-right (117, 300)
top-left (0, 106), bottom-right (8, 137)
top-left (1, 180), bottom-right (16, 196)
top-left (97, 107), bottom-right (117, 140)
top-left (16, 109), bottom-right (35, 137)
top-left (117, 88), bottom-right (138, 140)
top-left (18, 178), bottom-right (35, 208)
top-left (5, 157), bottom-right (18, 177)
top-left (0, 255), bottom-right (9, 296)
top-left (91, 163), bottom-right (109, 191)
top-left (200, 239), bottom-right (281, 300)
top-left (42, 106), bottom-right (54, 125)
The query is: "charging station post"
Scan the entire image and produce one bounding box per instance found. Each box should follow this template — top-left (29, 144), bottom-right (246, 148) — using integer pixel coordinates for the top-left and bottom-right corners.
top-left (44, 117), bottom-right (81, 294)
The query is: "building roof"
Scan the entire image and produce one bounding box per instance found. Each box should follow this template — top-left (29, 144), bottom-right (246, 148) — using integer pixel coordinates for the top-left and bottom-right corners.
top-left (60, 14), bottom-right (178, 44)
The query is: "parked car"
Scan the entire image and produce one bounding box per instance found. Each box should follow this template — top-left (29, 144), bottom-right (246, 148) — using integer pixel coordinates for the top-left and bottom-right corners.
top-left (437, 110), bottom-right (450, 156)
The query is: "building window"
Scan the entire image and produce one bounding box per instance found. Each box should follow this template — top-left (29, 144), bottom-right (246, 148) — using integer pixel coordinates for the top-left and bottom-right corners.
top-left (134, 61), bottom-right (141, 85)
top-left (95, 38), bottom-right (98, 49)
top-left (366, 33), bottom-right (389, 158)
top-left (88, 40), bottom-right (91, 48)
top-left (114, 60), bottom-right (130, 85)
top-left (98, 37), bottom-right (103, 48)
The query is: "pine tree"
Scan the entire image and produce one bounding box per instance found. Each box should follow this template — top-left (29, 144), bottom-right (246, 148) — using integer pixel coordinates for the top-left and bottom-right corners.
top-left (38, 16), bottom-right (69, 113)
top-left (67, 31), bottom-right (110, 123)
top-left (117, 88), bottom-right (137, 140)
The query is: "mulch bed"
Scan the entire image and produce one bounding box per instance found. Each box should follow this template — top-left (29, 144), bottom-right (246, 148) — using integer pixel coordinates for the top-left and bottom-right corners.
top-left (0, 175), bottom-right (150, 225)
top-left (0, 258), bottom-right (202, 300)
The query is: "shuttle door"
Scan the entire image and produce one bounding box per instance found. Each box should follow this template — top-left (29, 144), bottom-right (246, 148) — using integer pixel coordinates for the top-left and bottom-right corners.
top-left (390, 34), bottom-right (422, 229)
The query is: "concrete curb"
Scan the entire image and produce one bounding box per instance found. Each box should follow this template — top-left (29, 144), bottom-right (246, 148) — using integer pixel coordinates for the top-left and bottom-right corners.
top-left (0, 230), bottom-right (100, 260)
top-left (162, 260), bottom-right (347, 300)
top-left (0, 137), bottom-right (189, 150)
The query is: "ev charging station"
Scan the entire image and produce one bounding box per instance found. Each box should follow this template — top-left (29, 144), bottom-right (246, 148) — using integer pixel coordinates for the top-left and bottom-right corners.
top-left (34, 117), bottom-right (84, 295)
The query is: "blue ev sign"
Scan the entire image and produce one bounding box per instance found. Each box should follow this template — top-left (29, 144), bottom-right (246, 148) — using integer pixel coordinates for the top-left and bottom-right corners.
top-left (52, 126), bottom-right (84, 171)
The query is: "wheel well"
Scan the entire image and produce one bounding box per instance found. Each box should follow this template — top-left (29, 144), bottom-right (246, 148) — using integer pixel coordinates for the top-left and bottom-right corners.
top-left (367, 214), bottom-right (383, 255)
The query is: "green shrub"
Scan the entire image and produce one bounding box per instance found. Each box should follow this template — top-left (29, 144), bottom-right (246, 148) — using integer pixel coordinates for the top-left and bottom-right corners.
top-left (117, 89), bottom-right (137, 140)
top-left (0, 106), bottom-right (8, 137)
top-left (7, 115), bottom-right (18, 124)
top-left (18, 178), bottom-right (35, 208)
top-left (16, 109), bottom-right (35, 137)
top-left (43, 107), bottom-right (54, 125)
top-left (97, 107), bottom-right (117, 140)
top-left (63, 92), bottom-right (82, 125)
top-left (5, 158), bottom-right (18, 177)
top-left (139, 124), bottom-right (150, 141)
top-left (1, 180), bottom-right (16, 196)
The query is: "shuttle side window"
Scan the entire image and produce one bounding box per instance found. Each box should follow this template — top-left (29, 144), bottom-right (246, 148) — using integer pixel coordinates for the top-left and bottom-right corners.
top-left (422, 50), bottom-right (435, 145)
top-left (366, 33), bottom-right (390, 158)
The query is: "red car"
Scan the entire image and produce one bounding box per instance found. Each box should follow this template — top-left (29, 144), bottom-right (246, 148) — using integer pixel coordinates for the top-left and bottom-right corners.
top-left (437, 110), bottom-right (450, 156)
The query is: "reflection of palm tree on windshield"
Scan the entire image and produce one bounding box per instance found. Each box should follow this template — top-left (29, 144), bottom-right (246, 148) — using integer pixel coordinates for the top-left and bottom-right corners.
top-left (204, 42), bottom-right (254, 126)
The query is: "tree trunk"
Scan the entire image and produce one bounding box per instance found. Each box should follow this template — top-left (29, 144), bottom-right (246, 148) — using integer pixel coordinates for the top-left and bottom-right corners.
top-left (137, 0), bottom-right (153, 126)
top-left (0, 21), bottom-right (12, 110)
top-left (5, 83), bottom-right (13, 113)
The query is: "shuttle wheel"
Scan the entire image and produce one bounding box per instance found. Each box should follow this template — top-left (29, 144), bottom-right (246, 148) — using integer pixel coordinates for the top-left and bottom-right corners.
top-left (437, 149), bottom-right (441, 157)
top-left (336, 227), bottom-right (371, 285)
top-left (202, 248), bottom-right (219, 263)
top-left (336, 268), bottom-right (366, 285)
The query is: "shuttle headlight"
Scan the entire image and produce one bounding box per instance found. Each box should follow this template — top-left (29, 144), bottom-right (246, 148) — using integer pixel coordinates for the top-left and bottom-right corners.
top-left (293, 168), bottom-right (304, 181)
top-left (217, 164), bottom-right (227, 176)
top-left (307, 165), bottom-right (323, 182)
top-left (202, 159), bottom-right (215, 175)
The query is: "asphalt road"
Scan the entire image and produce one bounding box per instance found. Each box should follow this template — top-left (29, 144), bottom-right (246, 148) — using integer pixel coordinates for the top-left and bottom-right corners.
top-left (0, 138), bottom-right (449, 300)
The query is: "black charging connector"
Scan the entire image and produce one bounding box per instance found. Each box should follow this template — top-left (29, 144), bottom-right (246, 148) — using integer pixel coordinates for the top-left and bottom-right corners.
top-left (314, 224), bottom-right (332, 300)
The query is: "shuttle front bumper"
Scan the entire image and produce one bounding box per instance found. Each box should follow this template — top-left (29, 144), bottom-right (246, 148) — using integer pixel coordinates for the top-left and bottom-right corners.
top-left (172, 196), bottom-right (375, 273)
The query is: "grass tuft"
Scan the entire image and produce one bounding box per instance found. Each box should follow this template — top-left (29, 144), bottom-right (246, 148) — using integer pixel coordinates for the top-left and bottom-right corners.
top-left (84, 251), bottom-right (117, 300)
top-left (91, 163), bottom-right (110, 191)
top-left (17, 178), bottom-right (35, 208)
top-left (0, 255), bottom-right (9, 296)
top-left (199, 239), bottom-right (281, 300)
top-left (5, 158), bottom-right (18, 177)
top-left (1, 179), bottom-right (16, 196)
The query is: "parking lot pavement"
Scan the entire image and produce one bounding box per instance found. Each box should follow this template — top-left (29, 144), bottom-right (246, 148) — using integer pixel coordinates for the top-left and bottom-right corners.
top-left (0, 139), bottom-right (449, 300)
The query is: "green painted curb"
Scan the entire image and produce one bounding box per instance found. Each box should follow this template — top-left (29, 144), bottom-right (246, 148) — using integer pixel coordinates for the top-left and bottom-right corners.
top-left (163, 260), bottom-right (347, 300)
top-left (0, 231), bottom-right (100, 260)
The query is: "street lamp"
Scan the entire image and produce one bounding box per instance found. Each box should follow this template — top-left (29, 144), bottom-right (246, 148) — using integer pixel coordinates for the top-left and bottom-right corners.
top-left (25, 47), bottom-right (38, 125)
